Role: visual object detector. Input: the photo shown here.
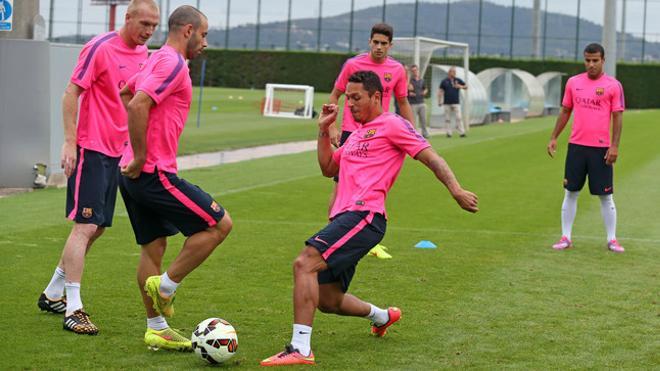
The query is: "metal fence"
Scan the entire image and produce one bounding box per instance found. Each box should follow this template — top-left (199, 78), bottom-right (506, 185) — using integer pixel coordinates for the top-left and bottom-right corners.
top-left (42, 0), bottom-right (660, 62)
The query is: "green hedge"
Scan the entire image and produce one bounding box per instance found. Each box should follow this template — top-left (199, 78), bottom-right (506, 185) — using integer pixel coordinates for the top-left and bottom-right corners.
top-left (189, 49), bottom-right (660, 109)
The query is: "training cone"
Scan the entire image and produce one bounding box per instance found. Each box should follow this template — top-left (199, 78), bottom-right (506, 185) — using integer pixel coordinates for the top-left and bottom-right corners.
top-left (368, 244), bottom-right (392, 259)
top-left (415, 240), bottom-right (437, 249)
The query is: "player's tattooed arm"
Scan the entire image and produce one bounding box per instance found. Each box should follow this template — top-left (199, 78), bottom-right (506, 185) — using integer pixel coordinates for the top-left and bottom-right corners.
top-left (547, 106), bottom-right (573, 158)
top-left (328, 88), bottom-right (344, 147)
top-left (416, 148), bottom-right (479, 213)
top-left (317, 104), bottom-right (340, 177)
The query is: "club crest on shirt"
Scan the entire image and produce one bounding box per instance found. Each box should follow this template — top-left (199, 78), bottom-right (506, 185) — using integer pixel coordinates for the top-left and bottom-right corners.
top-left (210, 201), bottom-right (221, 213)
top-left (364, 129), bottom-right (377, 138)
top-left (82, 208), bottom-right (93, 219)
top-left (595, 87), bottom-right (605, 96)
top-left (383, 72), bottom-right (392, 82)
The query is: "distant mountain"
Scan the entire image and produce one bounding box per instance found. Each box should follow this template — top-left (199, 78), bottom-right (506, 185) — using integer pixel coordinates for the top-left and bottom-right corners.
top-left (206, 0), bottom-right (658, 62)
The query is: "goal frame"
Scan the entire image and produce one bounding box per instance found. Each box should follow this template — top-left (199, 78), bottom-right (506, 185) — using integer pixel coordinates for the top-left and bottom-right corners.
top-left (263, 83), bottom-right (315, 120)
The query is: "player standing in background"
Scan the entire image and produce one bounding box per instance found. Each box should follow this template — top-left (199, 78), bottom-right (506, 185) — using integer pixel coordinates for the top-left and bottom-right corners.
top-left (261, 71), bottom-right (478, 366)
top-left (327, 23), bottom-right (414, 259)
top-left (547, 43), bottom-right (625, 253)
top-left (118, 5), bottom-right (233, 351)
top-left (37, 0), bottom-right (159, 335)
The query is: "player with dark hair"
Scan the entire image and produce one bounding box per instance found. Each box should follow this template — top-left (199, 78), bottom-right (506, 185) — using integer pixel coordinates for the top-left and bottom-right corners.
top-left (118, 5), bottom-right (233, 351)
top-left (261, 70), bottom-right (478, 366)
top-left (548, 42), bottom-right (625, 253)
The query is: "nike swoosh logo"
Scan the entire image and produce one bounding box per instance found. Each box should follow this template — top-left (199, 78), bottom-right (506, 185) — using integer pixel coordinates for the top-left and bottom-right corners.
top-left (298, 331), bottom-right (310, 334)
top-left (119, 65), bottom-right (127, 69)
top-left (314, 236), bottom-right (328, 245)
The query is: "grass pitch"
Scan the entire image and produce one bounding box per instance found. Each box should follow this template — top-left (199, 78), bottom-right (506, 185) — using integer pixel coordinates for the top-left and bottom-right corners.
top-left (1, 110), bottom-right (658, 369)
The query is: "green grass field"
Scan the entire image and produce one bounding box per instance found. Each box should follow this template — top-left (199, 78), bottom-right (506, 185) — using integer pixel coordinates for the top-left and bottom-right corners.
top-left (180, 87), bottom-right (329, 155)
top-left (1, 110), bottom-right (659, 369)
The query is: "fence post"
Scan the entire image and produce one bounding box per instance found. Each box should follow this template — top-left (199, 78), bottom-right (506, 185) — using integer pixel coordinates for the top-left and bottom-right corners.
top-left (348, 0), bottom-right (355, 53)
top-left (317, 0), bottom-right (323, 52)
top-left (196, 59), bottom-right (207, 128)
top-left (225, 0), bottom-right (231, 49)
top-left (509, 0), bottom-right (515, 59)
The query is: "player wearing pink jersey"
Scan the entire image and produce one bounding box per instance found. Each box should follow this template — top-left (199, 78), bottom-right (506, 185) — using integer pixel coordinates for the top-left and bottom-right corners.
top-left (38, 0), bottom-right (159, 335)
top-left (328, 23), bottom-right (414, 259)
top-left (261, 71), bottom-right (478, 366)
top-left (547, 43), bottom-right (625, 253)
top-left (117, 6), bottom-right (232, 351)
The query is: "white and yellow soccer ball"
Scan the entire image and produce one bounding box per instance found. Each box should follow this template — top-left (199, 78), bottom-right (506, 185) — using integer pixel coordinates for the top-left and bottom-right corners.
top-left (191, 318), bottom-right (238, 364)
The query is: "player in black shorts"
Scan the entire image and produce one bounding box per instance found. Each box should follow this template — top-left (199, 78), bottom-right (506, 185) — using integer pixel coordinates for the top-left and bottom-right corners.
top-left (547, 43), bottom-right (625, 253)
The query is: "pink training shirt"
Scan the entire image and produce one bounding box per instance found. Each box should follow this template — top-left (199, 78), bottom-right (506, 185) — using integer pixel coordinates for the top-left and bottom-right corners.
top-left (119, 45), bottom-right (192, 174)
top-left (70, 31), bottom-right (148, 157)
top-left (562, 72), bottom-right (625, 148)
top-left (334, 53), bottom-right (408, 132)
top-left (331, 112), bottom-right (431, 219)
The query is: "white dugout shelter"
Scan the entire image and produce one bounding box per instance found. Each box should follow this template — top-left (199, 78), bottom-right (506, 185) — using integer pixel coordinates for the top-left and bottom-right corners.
top-left (537, 72), bottom-right (564, 115)
top-left (477, 68), bottom-right (546, 121)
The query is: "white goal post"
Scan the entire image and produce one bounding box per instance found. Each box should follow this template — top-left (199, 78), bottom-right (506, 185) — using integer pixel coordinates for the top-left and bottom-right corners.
top-left (263, 83), bottom-right (315, 119)
top-left (392, 37), bottom-right (471, 130)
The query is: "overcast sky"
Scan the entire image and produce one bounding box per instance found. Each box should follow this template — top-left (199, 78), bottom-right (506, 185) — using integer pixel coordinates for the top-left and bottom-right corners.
top-left (40, 0), bottom-right (660, 42)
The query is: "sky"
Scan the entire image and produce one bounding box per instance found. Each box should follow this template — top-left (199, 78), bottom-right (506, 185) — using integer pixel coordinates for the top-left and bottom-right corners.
top-left (40, 0), bottom-right (660, 42)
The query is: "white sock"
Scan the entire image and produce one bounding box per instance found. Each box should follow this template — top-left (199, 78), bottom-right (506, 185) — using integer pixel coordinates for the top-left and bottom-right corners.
top-left (147, 316), bottom-right (169, 331)
top-left (561, 190), bottom-right (579, 240)
top-left (290, 324), bottom-right (312, 356)
top-left (159, 272), bottom-right (179, 297)
top-left (599, 194), bottom-right (617, 241)
top-left (44, 267), bottom-right (66, 299)
top-left (65, 282), bottom-right (83, 315)
top-left (366, 303), bottom-right (389, 326)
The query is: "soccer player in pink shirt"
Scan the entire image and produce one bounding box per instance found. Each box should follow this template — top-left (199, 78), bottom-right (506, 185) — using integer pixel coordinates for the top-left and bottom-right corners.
top-left (261, 71), bottom-right (478, 366)
top-left (118, 6), bottom-right (232, 351)
top-left (547, 43), bottom-right (625, 253)
top-left (38, 0), bottom-right (159, 335)
top-left (328, 23), bottom-right (414, 259)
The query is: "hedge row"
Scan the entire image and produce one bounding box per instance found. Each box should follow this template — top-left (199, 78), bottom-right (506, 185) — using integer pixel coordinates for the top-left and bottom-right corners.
top-left (189, 49), bottom-right (660, 109)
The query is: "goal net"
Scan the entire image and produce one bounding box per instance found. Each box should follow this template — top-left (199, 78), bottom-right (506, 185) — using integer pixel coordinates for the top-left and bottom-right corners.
top-left (391, 37), bottom-right (471, 130)
top-left (262, 84), bottom-right (315, 119)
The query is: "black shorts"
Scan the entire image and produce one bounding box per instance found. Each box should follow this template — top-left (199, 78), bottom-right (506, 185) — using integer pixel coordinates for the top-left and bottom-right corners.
top-left (333, 130), bottom-right (353, 182)
top-left (66, 146), bottom-right (120, 227)
top-left (306, 211), bottom-right (386, 292)
top-left (118, 169), bottom-right (226, 245)
top-left (564, 143), bottom-right (613, 195)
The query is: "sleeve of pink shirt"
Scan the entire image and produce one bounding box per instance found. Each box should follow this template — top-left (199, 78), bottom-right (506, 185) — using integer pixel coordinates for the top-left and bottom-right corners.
top-left (135, 54), bottom-right (185, 105)
top-left (610, 81), bottom-right (625, 112)
top-left (389, 116), bottom-right (431, 158)
top-left (334, 59), bottom-right (353, 92)
top-left (561, 78), bottom-right (573, 109)
top-left (393, 64), bottom-right (409, 98)
top-left (70, 41), bottom-right (106, 90)
top-left (332, 145), bottom-right (344, 166)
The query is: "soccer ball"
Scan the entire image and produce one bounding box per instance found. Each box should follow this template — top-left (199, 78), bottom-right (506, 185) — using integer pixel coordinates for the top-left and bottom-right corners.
top-left (191, 318), bottom-right (238, 364)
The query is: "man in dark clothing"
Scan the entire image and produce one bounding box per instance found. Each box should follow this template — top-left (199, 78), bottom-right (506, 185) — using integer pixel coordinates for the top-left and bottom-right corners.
top-left (438, 66), bottom-right (467, 137)
top-left (408, 65), bottom-right (429, 138)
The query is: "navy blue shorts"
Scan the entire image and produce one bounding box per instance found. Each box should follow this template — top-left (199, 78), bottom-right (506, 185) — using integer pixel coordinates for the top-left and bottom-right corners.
top-left (306, 211), bottom-right (386, 292)
top-left (118, 169), bottom-right (226, 245)
top-left (333, 130), bottom-right (353, 182)
top-left (564, 143), bottom-right (613, 195)
top-left (66, 146), bottom-right (120, 227)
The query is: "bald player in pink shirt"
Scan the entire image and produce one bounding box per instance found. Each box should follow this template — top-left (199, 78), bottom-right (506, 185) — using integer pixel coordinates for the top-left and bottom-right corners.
top-left (548, 43), bottom-right (625, 253)
top-left (118, 5), bottom-right (232, 351)
top-left (37, 0), bottom-right (159, 335)
top-left (261, 71), bottom-right (478, 366)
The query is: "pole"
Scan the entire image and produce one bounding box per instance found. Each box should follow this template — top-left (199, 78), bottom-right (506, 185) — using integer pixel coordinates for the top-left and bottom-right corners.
top-left (317, 0), bottom-right (322, 52)
top-left (382, 0), bottom-right (386, 23)
top-left (413, 0), bottom-right (419, 37)
top-left (542, 0), bottom-right (548, 59)
top-left (348, 0), bottom-right (355, 53)
top-left (76, 0), bottom-right (82, 43)
top-left (620, 0), bottom-right (626, 61)
top-left (476, 0), bottom-right (483, 55)
top-left (444, 0), bottom-right (450, 57)
top-left (286, 0), bottom-right (292, 50)
top-left (196, 59), bottom-right (207, 128)
top-left (48, 0), bottom-right (54, 40)
top-left (225, 0), bottom-right (231, 49)
top-left (109, 4), bottom-right (117, 31)
top-left (532, 0), bottom-right (541, 58)
top-left (509, 0), bottom-right (515, 59)
top-left (602, 0), bottom-right (617, 76)
top-left (641, 0), bottom-right (647, 63)
top-left (255, 0), bottom-right (261, 50)
top-left (196, 0), bottom-right (200, 8)
top-left (574, 0), bottom-right (581, 60)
